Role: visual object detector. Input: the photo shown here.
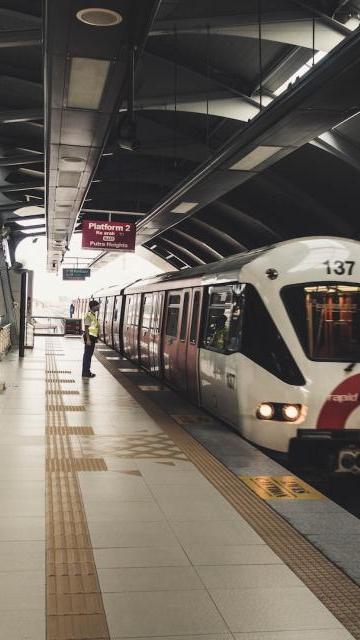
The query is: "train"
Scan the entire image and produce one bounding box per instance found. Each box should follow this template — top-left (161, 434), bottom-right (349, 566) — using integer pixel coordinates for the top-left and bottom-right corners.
top-left (74, 237), bottom-right (360, 472)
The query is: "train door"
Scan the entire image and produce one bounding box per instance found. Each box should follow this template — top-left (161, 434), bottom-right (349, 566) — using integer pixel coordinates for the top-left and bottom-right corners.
top-left (186, 288), bottom-right (203, 403)
top-left (176, 289), bottom-right (191, 392)
top-left (139, 293), bottom-right (153, 369)
top-left (123, 295), bottom-right (132, 357)
top-left (149, 291), bottom-right (164, 375)
top-left (199, 284), bottom-right (244, 427)
top-left (98, 298), bottom-right (105, 341)
top-left (162, 291), bottom-right (181, 386)
top-left (132, 293), bottom-right (141, 361)
top-left (112, 295), bottom-right (122, 352)
top-left (104, 297), bottom-right (115, 346)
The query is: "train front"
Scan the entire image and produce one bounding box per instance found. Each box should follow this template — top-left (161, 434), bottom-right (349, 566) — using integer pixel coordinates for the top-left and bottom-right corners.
top-left (251, 237), bottom-right (360, 473)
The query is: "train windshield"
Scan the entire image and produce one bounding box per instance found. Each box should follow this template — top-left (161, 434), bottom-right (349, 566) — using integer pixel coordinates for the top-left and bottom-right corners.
top-left (282, 284), bottom-right (360, 361)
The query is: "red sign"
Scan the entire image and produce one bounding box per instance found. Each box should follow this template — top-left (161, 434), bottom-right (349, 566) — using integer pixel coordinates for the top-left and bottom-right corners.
top-left (82, 220), bottom-right (136, 251)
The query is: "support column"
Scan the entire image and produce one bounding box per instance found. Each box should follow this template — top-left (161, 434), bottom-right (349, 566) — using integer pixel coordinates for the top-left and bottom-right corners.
top-left (0, 241), bottom-right (18, 345)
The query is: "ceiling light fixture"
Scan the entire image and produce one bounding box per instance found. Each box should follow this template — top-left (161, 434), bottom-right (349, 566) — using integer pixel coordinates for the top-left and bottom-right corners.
top-left (171, 202), bottom-right (199, 214)
top-left (16, 217), bottom-right (45, 227)
top-left (61, 157), bottom-right (84, 165)
top-left (230, 146), bottom-right (282, 171)
top-left (76, 8), bottom-right (123, 27)
top-left (21, 227), bottom-right (46, 235)
top-left (67, 57), bottom-right (110, 110)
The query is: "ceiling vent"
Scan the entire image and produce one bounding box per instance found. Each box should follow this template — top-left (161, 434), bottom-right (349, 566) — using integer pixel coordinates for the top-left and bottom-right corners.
top-left (76, 8), bottom-right (123, 27)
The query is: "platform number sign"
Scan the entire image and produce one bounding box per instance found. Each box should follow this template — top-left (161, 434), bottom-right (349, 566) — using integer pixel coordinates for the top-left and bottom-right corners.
top-left (323, 260), bottom-right (355, 276)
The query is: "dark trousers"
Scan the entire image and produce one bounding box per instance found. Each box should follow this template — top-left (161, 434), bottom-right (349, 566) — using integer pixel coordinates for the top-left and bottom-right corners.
top-left (82, 336), bottom-right (96, 375)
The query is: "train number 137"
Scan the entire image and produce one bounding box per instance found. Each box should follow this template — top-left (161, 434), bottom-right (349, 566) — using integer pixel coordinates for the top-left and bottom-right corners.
top-left (323, 260), bottom-right (355, 275)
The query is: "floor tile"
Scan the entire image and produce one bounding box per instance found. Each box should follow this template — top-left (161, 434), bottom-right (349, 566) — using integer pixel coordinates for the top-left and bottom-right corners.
top-left (111, 635), bottom-right (234, 640)
top-left (171, 520), bottom-right (264, 548)
top-left (210, 587), bottom-right (343, 632)
top-left (0, 610), bottom-right (45, 639)
top-left (0, 541), bottom-right (45, 571)
top-left (0, 518), bottom-right (45, 541)
top-left (104, 590), bottom-right (229, 637)
top-left (232, 631), bottom-right (355, 639)
top-left (89, 521), bottom-right (180, 548)
top-left (197, 564), bottom-right (303, 589)
top-left (94, 546), bottom-right (190, 568)
top-left (84, 500), bottom-right (165, 522)
top-left (185, 545), bottom-right (282, 566)
top-left (0, 571), bottom-right (44, 610)
top-left (99, 566), bottom-right (203, 592)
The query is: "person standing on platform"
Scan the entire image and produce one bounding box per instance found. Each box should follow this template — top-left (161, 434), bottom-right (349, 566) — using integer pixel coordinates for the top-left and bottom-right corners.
top-left (82, 299), bottom-right (100, 378)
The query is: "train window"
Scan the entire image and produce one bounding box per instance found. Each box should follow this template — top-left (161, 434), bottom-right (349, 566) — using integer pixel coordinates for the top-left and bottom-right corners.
top-left (203, 285), bottom-right (244, 353)
top-left (135, 294), bottom-right (141, 325)
top-left (282, 283), bottom-right (360, 362)
top-left (125, 296), bottom-right (132, 325)
top-left (169, 294), bottom-right (181, 305)
top-left (190, 291), bottom-right (201, 344)
top-left (180, 292), bottom-right (190, 341)
top-left (141, 294), bottom-right (153, 329)
top-left (166, 308), bottom-right (179, 336)
top-left (242, 285), bottom-right (305, 385)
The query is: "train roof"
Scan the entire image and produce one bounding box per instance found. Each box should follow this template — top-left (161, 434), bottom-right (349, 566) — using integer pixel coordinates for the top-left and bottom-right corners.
top-left (95, 237), bottom-right (360, 297)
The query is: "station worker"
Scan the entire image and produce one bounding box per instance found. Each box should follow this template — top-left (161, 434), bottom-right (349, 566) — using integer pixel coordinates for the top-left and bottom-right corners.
top-left (82, 299), bottom-right (100, 379)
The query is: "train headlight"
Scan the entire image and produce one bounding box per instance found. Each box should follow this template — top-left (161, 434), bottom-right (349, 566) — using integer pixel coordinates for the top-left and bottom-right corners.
top-left (282, 404), bottom-right (301, 422)
top-left (257, 403), bottom-right (275, 420)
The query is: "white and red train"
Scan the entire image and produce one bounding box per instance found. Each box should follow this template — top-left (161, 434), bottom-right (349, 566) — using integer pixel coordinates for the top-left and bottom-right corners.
top-left (74, 237), bottom-right (360, 471)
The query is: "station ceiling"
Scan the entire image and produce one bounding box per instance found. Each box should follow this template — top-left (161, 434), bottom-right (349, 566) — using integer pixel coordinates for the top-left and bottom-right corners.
top-left (1, 0), bottom-right (360, 270)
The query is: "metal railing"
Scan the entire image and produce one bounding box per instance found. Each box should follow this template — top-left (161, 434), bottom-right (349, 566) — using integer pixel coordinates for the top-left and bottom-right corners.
top-left (0, 323), bottom-right (11, 358)
top-left (32, 316), bottom-right (66, 336)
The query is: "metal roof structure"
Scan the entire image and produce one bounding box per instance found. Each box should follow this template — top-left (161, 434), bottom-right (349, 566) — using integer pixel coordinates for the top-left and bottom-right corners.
top-left (2, 1), bottom-right (360, 271)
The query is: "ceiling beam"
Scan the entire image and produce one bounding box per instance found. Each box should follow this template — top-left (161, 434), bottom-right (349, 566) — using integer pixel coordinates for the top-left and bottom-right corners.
top-left (0, 182), bottom-right (43, 193)
top-left (311, 128), bottom-right (360, 172)
top-left (180, 217), bottom-right (247, 253)
top-left (150, 11), bottom-right (349, 49)
top-left (168, 227), bottom-right (223, 261)
top-left (0, 108), bottom-right (43, 124)
top-left (137, 27), bottom-right (360, 243)
top-left (144, 49), bottom-right (257, 104)
top-left (259, 170), bottom-right (353, 235)
top-left (155, 236), bottom-right (204, 266)
top-left (0, 154), bottom-right (44, 167)
top-left (0, 30), bottom-right (42, 48)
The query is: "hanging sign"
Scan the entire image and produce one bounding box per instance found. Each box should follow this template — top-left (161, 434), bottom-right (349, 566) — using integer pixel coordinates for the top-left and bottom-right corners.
top-left (82, 220), bottom-right (136, 251)
top-left (63, 268), bottom-right (91, 281)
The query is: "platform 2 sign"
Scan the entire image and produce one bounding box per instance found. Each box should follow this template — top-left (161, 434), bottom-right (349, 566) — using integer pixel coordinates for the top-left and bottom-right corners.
top-left (63, 268), bottom-right (90, 281)
top-left (82, 220), bottom-right (136, 251)
top-left (240, 475), bottom-right (324, 500)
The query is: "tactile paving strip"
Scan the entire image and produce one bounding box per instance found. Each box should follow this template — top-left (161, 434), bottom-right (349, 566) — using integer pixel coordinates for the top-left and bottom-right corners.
top-left (46, 390), bottom-right (80, 395)
top-left (48, 427), bottom-right (95, 436)
top-left (97, 349), bottom-right (360, 639)
top-left (47, 404), bottom-right (86, 412)
top-left (45, 344), bottom-right (109, 640)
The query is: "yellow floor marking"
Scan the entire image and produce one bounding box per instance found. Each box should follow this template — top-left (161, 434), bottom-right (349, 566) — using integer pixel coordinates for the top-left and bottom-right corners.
top-left (240, 475), bottom-right (324, 500)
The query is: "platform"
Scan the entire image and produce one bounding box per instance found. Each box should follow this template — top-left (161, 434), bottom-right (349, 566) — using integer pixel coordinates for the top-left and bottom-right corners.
top-left (0, 337), bottom-right (359, 639)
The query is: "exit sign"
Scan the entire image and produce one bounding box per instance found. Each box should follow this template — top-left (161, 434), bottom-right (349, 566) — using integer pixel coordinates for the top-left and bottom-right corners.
top-left (63, 268), bottom-right (90, 280)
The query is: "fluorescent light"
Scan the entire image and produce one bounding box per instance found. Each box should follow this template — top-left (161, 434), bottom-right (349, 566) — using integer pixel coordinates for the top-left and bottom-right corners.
top-left (171, 202), bottom-right (198, 214)
top-left (149, 244), bottom-right (157, 250)
top-left (67, 57), bottom-right (110, 110)
top-left (16, 217), bottom-right (45, 227)
top-left (230, 146), bottom-right (282, 171)
top-left (21, 227), bottom-right (46, 234)
top-left (14, 205), bottom-right (44, 217)
top-left (102, 152), bottom-right (114, 157)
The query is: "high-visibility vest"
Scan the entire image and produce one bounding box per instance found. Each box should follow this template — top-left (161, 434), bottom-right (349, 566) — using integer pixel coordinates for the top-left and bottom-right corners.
top-left (85, 311), bottom-right (100, 338)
